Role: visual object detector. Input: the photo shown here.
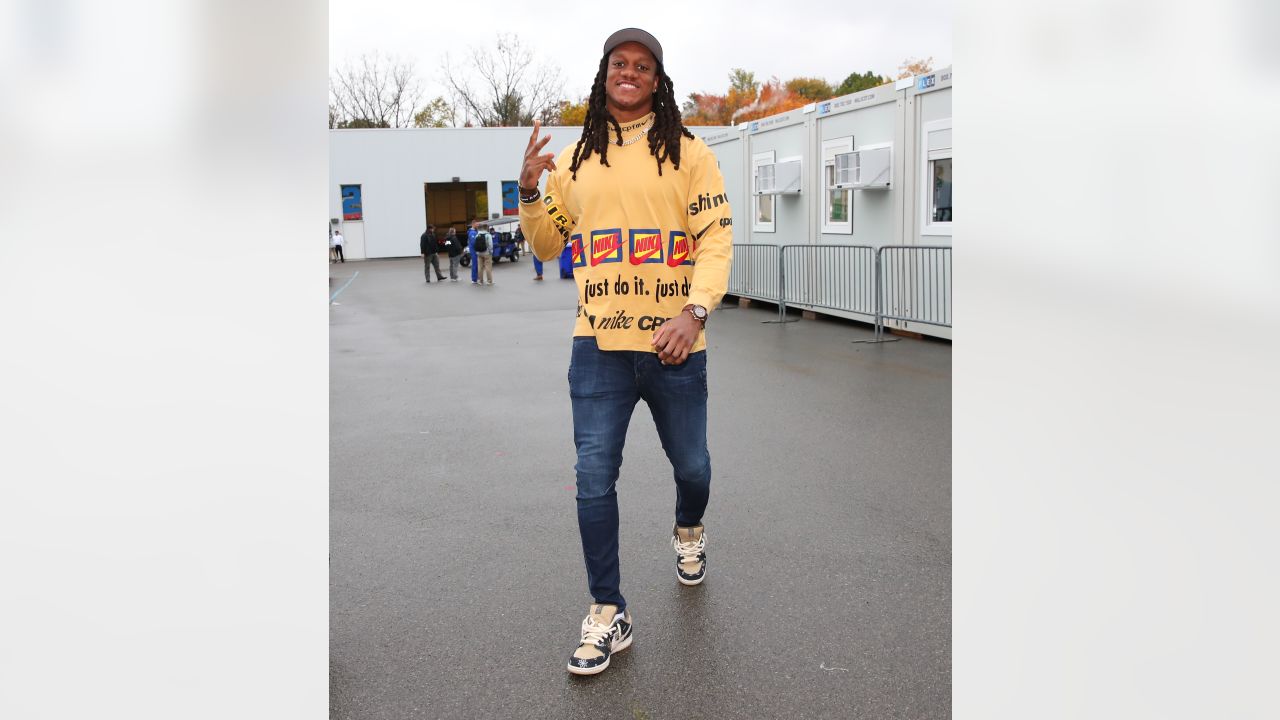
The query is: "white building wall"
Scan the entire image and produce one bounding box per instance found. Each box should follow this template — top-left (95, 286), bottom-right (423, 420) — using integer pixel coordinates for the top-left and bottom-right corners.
top-left (743, 110), bottom-right (807, 247)
top-left (330, 125), bottom-right (731, 259)
top-left (698, 129), bottom-right (746, 235)
top-left (898, 70), bottom-right (953, 339)
top-left (913, 80), bottom-right (953, 246)
top-left (815, 93), bottom-right (897, 247)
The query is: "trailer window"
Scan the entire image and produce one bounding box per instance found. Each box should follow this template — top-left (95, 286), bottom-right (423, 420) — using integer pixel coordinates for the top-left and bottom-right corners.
top-left (821, 136), bottom-right (853, 234)
top-left (922, 119), bottom-right (952, 235)
top-left (752, 151), bottom-right (775, 233)
top-left (930, 157), bottom-right (952, 222)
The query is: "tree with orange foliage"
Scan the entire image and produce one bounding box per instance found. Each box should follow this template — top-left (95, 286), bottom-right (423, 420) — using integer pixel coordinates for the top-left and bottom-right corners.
top-left (676, 57), bottom-right (938, 127)
top-left (682, 68), bottom-right (762, 126)
top-left (682, 92), bottom-right (729, 126)
top-left (560, 101), bottom-right (587, 126)
top-left (731, 77), bottom-right (809, 124)
top-left (897, 57), bottom-right (934, 79)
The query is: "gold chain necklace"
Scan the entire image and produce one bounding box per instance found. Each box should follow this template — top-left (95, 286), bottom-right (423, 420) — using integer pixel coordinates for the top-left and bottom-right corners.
top-left (617, 117), bottom-right (654, 146)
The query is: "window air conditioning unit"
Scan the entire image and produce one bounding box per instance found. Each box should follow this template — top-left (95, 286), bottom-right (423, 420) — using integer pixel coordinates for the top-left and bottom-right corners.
top-left (834, 147), bottom-right (892, 190)
top-left (755, 159), bottom-right (802, 194)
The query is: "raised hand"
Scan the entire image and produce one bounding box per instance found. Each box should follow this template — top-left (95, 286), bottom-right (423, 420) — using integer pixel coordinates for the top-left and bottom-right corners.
top-left (520, 120), bottom-right (557, 190)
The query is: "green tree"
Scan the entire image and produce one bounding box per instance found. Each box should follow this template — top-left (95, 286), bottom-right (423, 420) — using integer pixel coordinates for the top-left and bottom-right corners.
top-left (785, 77), bottom-right (834, 101)
top-left (728, 68), bottom-right (759, 95)
top-left (493, 90), bottom-right (528, 126)
top-left (413, 96), bottom-right (455, 128)
top-left (336, 118), bottom-right (390, 128)
top-left (835, 70), bottom-right (890, 96)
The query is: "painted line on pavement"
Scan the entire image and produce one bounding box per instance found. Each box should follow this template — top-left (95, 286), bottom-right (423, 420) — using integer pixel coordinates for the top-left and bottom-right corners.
top-left (330, 271), bottom-right (359, 304)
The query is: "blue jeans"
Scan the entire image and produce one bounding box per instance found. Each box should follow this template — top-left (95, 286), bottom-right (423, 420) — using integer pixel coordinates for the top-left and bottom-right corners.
top-left (567, 336), bottom-right (711, 611)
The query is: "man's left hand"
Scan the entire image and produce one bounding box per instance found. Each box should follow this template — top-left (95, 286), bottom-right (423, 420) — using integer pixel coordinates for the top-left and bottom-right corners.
top-left (651, 312), bottom-right (701, 365)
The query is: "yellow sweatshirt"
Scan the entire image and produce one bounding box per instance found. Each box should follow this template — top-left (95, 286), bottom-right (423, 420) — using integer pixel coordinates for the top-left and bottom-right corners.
top-left (520, 113), bottom-right (733, 353)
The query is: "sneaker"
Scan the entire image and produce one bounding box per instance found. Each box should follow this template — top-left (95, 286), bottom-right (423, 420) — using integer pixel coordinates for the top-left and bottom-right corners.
top-left (672, 524), bottom-right (707, 586)
top-left (566, 603), bottom-right (633, 676)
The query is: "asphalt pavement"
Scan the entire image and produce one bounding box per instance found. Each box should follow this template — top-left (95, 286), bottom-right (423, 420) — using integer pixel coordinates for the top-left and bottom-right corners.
top-left (330, 255), bottom-right (951, 719)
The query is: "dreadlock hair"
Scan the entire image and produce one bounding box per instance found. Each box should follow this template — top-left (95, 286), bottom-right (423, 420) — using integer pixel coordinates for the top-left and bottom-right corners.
top-left (569, 55), bottom-right (695, 180)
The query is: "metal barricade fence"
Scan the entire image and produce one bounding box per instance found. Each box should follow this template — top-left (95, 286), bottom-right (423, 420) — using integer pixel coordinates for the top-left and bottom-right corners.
top-left (726, 243), bottom-right (952, 341)
top-left (779, 245), bottom-right (877, 323)
top-left (727, 244), bottom-right (780, 303)
top-left (876, 245), bottom-right (952, 340)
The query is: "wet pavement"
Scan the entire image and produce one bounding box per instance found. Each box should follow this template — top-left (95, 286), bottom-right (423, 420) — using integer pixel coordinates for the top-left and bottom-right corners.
top-left (330, 256), bottom-right (951, 719)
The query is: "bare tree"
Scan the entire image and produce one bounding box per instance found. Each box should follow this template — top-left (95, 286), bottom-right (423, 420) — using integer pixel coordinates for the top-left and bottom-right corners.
top-left (330, 52), bottom-right (424, 128)
top-left (441, 34), bottom-right (563, 127)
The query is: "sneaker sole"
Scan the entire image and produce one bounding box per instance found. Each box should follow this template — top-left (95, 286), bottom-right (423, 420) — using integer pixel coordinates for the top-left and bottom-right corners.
top-left (677, 570), bottom-right (706, 586)
top-left (565, 633), bottom-right (633, 676)
top-left (567, 659), bottom-right (609, 676)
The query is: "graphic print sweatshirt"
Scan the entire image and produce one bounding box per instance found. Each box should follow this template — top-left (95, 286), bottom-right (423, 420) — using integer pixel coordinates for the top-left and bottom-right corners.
top-left (520, 113), bottom-right (733, 353)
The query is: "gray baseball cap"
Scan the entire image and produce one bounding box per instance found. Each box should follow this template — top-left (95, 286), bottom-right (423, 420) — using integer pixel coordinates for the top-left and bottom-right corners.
top-left (602, 28), bottom-right (663, 65)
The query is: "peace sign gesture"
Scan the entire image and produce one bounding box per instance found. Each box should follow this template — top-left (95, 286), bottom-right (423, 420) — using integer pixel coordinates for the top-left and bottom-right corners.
top-left (520, 120), bottom-right (557, 191)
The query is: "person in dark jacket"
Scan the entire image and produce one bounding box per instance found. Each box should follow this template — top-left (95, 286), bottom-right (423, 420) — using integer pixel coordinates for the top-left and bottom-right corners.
top-left (420, 225), bottom-right (445, 283)
top-left (442, 227), bottom-right (463, 281)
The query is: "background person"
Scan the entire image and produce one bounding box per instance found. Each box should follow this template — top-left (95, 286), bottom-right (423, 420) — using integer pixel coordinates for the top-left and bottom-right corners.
top-left (420, 225), bottom-right (445, 283)
top-left (332, 228), bottom-right (345, 263)
top-left (442, 227), bottom-right (462, 281)
top-left (467, 219), bottom-right (481, 284)
top-left (475, 225), bottom-right (494, 285)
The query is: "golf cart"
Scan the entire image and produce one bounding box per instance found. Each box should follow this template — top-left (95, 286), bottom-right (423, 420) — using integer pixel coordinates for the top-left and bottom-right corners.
top-left (486, 216), bottom-right (523, 263)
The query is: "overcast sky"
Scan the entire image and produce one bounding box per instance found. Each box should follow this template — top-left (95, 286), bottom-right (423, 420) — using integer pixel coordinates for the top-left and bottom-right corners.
top-left (330, 0), bottom-right (953, 114)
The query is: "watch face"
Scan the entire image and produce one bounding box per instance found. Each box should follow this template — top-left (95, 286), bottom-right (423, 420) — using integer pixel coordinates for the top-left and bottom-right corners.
top-left (691, 305), bottom-right (707, 319)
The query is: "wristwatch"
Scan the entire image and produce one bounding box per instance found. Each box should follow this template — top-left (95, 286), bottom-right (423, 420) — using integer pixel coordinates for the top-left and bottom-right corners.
top-left (684, 304), bottom-right (708, 327)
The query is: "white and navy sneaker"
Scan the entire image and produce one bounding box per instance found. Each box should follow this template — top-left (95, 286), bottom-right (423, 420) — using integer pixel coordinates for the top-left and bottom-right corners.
top-left (566, 603), bottom-right (633, 676)
top-left (672, 524), bottom-right (707, 586)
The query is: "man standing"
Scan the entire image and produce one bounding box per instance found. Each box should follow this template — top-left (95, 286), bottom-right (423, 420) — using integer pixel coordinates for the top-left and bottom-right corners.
top-left (442, 228), bottom-right (462, 281)
top-left (467, 219), bottom-right (481, 284)
top-left (475, 225), bottom-right (494, 285)
top-left (420, 225), bottom-right (445, 283)
top-left (518, 28), bottom-right (732, 676)
top-left (331, 228), bottom-right (345, 263)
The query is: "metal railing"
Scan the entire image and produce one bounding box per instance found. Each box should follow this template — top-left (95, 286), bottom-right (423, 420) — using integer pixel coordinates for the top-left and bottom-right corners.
top-left (780, 245), bottom-right (876, 323)
top-left (876, 245), bottom-right (952, 340)
top-left (727, 243), bottom-right (780, 303)
top-left (727, 242), bottom-right (952, 341)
